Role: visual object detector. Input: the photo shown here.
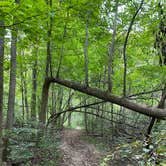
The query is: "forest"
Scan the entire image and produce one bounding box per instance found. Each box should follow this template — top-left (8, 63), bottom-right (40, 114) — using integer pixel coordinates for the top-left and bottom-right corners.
top-left (0, 0), bottom-right (166, 165)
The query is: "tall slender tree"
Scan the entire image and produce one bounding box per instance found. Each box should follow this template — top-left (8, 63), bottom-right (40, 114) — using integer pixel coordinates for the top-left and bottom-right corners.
top-left (6, 25), bottom-right (18, 129)
top-left (0, 20), bottom-right (5, 165)
top-left (123, 0), bottom-right (144, 96)
top-left (39, 0), bottom-right (53, 123)
top-left (31, 47), bottom-right (38, 119)
top-left (108, 0), bottom-right (119, 92)
top-left (84, 11), bottom-right (89, 87)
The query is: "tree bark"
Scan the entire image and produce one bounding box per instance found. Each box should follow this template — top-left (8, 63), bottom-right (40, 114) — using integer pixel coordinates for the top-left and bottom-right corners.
top-left (6, 27), bottom-right (18, 129)
top-left (0, 20), bottom-right (5, 166)
top-left (23, 72), bottom-right (29, 120)
top-left (20, 71), bottom-right (25, 122)
top-left (108, 0), bottom-right (118, 92)
top-left (40, 74), bottom-right (166, 125)
top-left (39, 78), bottom-right (51, 123)
top-left (39, 0), bottom-right (53, 124)
top-left (45, 0), bottom-right (53, 77)
top-left (84, 12), bottom-right (89, 87)
top-left (31, 48), bottom-right (38, 119)
top-left (84, 100), bottom-right (89, 133)
top-left (56, 24), bottom-right (67, 77)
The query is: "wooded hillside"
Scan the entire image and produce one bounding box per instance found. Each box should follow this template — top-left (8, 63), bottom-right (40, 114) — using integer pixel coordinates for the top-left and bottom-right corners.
top-left (0, 0), bottom-right (165, 165)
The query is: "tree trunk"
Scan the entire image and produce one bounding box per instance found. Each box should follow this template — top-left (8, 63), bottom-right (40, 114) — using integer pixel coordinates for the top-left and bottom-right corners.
top-left (6, 27), bottom-right (18, 129)
top-left (57, 88), bottom-right (64, 128)
top-left (0, 20), bottom-right (5, 166)
top-left (50, 84), bottom-right (57, 126)
top-left (56, 24), bottom-right (67, 77)
top-left (39, 0), bottom-right (53, 124)
top-left (39, 78), bottom-right (51, 123)
top-left (20, 70), bottom-right (29, 122)
top-left (123, 0), bottom-right (144, 96)
top-left (31, 48), bottom-right (38, 119)
top-left (84, 100), bottom-right (88, 133)
top-left (23, 72), bottom-right (29, 120)
top-left (20, 71), bottom-right (25, 122)
top-left (84, 12), bottom-right (89, 87)
top-left (45, 0), bottom-right (53, 77)
top-left (146, 84), bottom-right (166, 148)
top-left (46, 77), bottom-right (166, 118)
top-left (108, 0), bottom-right (118, 92)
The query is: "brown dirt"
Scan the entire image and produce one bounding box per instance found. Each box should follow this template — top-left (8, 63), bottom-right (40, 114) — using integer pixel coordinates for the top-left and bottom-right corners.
top-left (59, 129), bottom-right (101, 166)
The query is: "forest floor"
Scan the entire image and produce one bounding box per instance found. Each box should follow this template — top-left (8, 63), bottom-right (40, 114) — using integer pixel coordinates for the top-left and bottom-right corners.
top-left (59, 129), bottom-right (101, 166)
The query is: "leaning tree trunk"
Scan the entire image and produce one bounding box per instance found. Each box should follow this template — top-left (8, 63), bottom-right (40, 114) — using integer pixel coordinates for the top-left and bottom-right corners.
top-left (0, 20), bottom-right (5, 166)
top-left (45, 77), bottom-right (166, 118)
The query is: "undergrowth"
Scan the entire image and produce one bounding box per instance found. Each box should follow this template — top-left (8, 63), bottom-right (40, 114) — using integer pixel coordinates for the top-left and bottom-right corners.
top-left (4, 121), bottom-right (61, 165)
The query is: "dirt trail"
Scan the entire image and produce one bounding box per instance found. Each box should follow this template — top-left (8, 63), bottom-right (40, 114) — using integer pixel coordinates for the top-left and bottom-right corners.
top-left (59, 129), bottom-right (101, 166)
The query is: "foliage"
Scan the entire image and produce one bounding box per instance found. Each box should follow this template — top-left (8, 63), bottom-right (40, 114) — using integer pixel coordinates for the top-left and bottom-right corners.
top-left (101, 122), bottom-right (166, 166)
top-left (0, 0), bottom-right (166, 164)
top-left (5, 124), bottom-right (60, 165)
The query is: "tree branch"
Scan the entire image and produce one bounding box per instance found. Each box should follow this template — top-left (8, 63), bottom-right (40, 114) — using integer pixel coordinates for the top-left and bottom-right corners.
top-left (47, 100), bottom-right (106, 124)
top-left (128, 88), bottom-right (163, 98)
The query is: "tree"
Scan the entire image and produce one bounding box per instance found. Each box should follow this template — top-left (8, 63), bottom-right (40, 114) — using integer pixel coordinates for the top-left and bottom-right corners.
top-left (6, 0), bottom-right (21, 129)
top-left (31, 47), bottom-right (38, 119)
top-left (6, 24), bottom-right (18, 129)
top-left (39, 0), bottom-right (53, 123)
top-left (0, 20), bottom-right (5, 165)
top-left (84, 11), bottom-right (89, 87)
top-left (108, 0), bottom-right (119, 92)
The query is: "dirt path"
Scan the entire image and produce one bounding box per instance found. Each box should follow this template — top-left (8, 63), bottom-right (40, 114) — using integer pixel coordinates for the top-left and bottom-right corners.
top-left (59, 129), bottom-right (101, 166)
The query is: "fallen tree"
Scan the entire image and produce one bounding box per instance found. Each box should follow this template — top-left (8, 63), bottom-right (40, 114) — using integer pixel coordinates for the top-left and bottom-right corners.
top-left (39, 77), bottom-right (166, 123)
